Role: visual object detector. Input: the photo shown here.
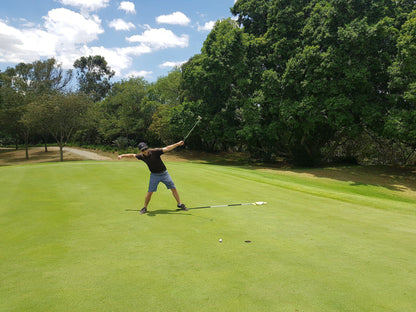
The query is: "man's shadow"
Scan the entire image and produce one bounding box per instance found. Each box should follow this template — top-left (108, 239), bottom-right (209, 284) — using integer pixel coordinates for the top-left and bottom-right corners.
top-left (125, 208), bottom-right (192, 217)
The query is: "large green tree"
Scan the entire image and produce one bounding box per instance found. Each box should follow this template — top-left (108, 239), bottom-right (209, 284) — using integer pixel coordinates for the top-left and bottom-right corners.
top-left (181, 18), bottom-right (249, 150)
top-left (0, 72), bottom-right (25, 148)
top-left (0, 59), bottom-right (73, 152)
top-left (42, 93), bottom-right (92, 161)
top-left (73, 55), bottom-right (115, 102)
top-left (147, 69), bottom-right (183, 145)
top-left (387, 9), bottom-right (416, 161)
top-left (228, 0), bottom-right (416, 165)
top-left (98, 77), bottom-right (155, 145)
top-left (4, 58), bottom-right (72, 96)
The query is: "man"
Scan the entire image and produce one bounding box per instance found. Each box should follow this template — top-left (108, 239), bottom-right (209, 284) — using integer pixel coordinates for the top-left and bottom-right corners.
top-left (118, 141), bottom-right (188, 214)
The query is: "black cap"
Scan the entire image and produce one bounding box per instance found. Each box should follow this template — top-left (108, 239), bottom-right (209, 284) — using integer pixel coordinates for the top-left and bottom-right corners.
top-left (138, 142), bottom-right (148, 151)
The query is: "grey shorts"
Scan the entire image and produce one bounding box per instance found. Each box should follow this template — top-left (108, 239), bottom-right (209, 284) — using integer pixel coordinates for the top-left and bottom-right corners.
top-left (148, 171), bottom-right (176, 192)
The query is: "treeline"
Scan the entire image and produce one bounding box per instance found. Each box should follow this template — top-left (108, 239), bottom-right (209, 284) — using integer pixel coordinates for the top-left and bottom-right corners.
top-left (181, 0), bottom-right (416, 165)
top-left (1, 0), bottom-right (416, 166)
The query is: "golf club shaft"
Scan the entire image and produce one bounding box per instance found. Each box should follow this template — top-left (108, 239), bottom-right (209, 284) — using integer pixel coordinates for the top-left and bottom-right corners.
top-left (183, 118), bottom-right (201, 141)
top-left (210, 203), bottom-right (251, 207)
top-left (191, 202), bottom-right (266, 209)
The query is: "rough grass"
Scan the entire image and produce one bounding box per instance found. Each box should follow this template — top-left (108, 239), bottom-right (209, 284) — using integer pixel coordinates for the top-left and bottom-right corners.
top-left (1, 159), bottom-right (416, 311)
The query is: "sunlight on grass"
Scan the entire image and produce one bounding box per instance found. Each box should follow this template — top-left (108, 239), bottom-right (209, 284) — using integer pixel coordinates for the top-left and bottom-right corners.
top-left (1, 161), bottom-right (415, 311)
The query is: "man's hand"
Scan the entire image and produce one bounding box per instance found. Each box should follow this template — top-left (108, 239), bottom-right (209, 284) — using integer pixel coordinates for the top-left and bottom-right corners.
top-left (177, 140), bottom-right (184, 146)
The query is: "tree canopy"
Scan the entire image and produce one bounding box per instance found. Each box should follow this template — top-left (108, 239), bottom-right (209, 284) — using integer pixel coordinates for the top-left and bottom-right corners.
top-left (180, 0), bottom-right (416, 165)
top-left (2, 0), bottom-right (416, 166)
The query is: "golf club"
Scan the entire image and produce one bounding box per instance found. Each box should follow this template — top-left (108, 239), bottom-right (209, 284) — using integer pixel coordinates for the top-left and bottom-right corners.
top-left (183, 115), bottom-right (202, 141)
top-left (189, 201), bottom-right (267, 209)
top-left (126, 202), bottom-right (267, 212)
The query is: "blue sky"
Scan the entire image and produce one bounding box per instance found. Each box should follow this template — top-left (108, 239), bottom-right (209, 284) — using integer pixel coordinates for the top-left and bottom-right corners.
top-left (0, 0), bottom-right (237, 82)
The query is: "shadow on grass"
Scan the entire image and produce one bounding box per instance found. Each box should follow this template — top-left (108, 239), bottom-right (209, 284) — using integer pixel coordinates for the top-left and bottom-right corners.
top-left (147, 209), bottom-right (186, 217)
top-left (184, 151), bottom-right (416, 195)
top-left (170, 150), bottom-right (416, 194)
top-left (125, 208), bottom-right (193, 217)
top-left (282, 165), bottom-right (416, 194)
top-left (125, 206), bottom-right (222, 217)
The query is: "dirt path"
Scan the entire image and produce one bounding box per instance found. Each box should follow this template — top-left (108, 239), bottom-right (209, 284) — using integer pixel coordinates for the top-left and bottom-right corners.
top-left (56, 147), bottom-right (112, 160)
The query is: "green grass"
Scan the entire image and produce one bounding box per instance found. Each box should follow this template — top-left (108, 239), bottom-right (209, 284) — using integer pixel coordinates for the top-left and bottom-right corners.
top-left (1, 161), bottom-right (416, 311)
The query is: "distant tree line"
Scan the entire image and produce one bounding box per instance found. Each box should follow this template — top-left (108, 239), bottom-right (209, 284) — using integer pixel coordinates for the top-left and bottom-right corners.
top-left (1, 0), bottom-right (416, 165)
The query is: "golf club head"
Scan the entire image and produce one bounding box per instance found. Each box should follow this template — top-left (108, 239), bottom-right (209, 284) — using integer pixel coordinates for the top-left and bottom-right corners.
top-left (253, 201), bottom-right (267, 205)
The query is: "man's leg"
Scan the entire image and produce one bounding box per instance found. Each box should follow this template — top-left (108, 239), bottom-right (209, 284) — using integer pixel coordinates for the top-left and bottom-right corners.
top-left (170, 188), bottom-right (181, 205)
top-left (160, 172), bottom-right (187, 211)
top-left (171, 188), bottom-right (188, 211)
top-left (140, 192), bottom-right (153, 214)
top-left (144, 191), bottom-right (153, 207)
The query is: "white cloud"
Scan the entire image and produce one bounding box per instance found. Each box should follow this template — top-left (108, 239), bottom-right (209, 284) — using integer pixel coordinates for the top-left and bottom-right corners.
top-left (126, 28), bottom-right (189, 50)
top-left (197, 21), bottom-right (216, 32)
top-left (0, 9), bottom-right (127, 73)
top-left (78, 44), bottom-right (158, 76)
top-left (44, 8), bottom-right (103, 44)
top-left (156, 12), bottom-right (190, 26)
top-left (0, 6), bottom-right (189, 79)
top-left (58, 0), bottom-right (110, 13)
top-left (118, 1), bottom-right (136, 14)
top-left (19, 18), bottom-right (37, 28)
top-left (0, 21), bottom-right (56, 63)
top-left (120, 45), bottom-right (152, 56)
top-left (126, 70), bottom-right (153, 79)
top-left (79, 45), bottom-right (131, 75)
top-left (159, 61), bottom-right (186, 68)
top-left (109, 18), bottom-right (135, 31)
top-left (0, 8), bottom-right (103, 65)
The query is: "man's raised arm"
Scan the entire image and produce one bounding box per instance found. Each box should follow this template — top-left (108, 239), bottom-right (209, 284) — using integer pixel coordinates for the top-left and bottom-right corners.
top-left (163, 141), bottom-right (184, 153)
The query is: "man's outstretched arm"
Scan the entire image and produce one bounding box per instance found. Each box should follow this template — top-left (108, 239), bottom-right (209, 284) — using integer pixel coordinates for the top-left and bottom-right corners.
top-left (163, 141), bottom-right (184, 153)
top-left (118, 153), bottom-right (136, 160)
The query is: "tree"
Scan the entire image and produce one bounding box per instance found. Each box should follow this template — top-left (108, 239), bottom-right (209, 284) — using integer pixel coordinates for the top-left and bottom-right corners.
top-left (1, 59), bottom-right (73, 153)
top-left (182, 18), bottom-right (249, 150)
top-left (231, 0), bottom-right (271, 36)
top-left (147, 68), bottom-right (183, 106)
top-left (0, 72), bottom-right (25, 148)
top-left (226, 0), bottom-right (416, 165)
top-left (387, 10), bottom-right (416, 162)
top-left (41, 93), bottom-right (91, 161)
top-left (148, 104), bottom-right (173, 144)
top-left (98, 77), bottom-right (155, 144)
top-left (4, 58), bottom-right (72, 96)
top-left (147, 69), bottom-right (183, 144)
top-left (73, 55), bottom-right (115, 102)
top-left (20, 102), bottom-right (41, 159)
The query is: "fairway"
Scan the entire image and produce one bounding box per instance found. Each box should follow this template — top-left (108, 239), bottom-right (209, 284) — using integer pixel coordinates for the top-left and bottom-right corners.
top-left (1, 161), bottom-right (416, 311)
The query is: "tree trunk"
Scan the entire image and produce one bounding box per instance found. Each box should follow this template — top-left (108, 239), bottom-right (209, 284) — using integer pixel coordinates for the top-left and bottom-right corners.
top-left (59, 146), bottom-right (64, 161)
top-left (24, 134), bottom-right (29, 159)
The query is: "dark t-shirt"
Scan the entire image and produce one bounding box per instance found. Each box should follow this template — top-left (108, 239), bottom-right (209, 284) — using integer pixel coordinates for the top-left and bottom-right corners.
top-left (135, 148), bottom-right (166, 173)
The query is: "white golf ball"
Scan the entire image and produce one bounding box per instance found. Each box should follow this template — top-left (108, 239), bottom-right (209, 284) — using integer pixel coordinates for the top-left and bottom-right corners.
top-left (219, 238), bottom-right (222, 242)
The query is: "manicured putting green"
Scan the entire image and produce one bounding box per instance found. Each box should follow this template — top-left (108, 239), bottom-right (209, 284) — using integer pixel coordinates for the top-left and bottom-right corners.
top-left (1, 161), bottom-right (415, 311)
